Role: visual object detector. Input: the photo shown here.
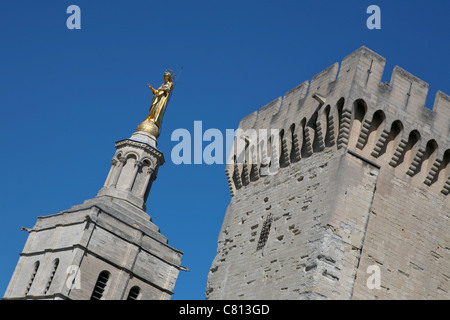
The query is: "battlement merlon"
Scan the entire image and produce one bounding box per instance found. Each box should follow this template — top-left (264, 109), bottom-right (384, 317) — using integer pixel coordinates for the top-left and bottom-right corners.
top-left (235, 46), bottom-right (448, 136)
top-left (227, 46), bottom-right (450, 196)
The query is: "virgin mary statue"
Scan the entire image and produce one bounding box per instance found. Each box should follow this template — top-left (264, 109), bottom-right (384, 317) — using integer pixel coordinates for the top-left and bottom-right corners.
top-left (145, 71), bottom-right (174, 129)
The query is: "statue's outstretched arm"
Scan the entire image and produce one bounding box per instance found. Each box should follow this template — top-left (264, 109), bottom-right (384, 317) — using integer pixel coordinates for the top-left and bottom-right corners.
top-left (148, 84), bottom-right (157, 95)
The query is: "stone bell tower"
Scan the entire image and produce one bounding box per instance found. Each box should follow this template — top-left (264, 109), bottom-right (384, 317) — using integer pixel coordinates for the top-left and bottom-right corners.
top-left (4, 71), bottom-right (185, 300)
top-left (96, 130), bottom-right (163, 212)
top-left (206, 47), bottom-right (449, 300)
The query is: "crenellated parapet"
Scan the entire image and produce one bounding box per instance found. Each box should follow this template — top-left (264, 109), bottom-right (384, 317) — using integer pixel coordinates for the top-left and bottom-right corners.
top-left (226, 46), bottom-right (450, 197)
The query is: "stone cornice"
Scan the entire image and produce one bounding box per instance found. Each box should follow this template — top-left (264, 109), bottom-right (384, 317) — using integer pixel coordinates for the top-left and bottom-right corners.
top-left (115, 139), bottom-right (165, 165)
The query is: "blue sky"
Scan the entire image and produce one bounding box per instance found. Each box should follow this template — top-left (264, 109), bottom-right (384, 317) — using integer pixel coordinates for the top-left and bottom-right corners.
top-left (0, 1), bottom-right (449, 300)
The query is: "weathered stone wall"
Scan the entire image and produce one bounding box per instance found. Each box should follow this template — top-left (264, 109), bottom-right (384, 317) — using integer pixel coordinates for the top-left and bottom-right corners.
top-left (207, 46), bottom-right (449, 299)
top-left (352, 170), bottom-right (449, 299)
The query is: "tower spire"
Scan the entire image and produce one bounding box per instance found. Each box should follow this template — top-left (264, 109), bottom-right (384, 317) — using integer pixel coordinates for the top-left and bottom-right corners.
top-left (3, 72), bottom-right (184, 300)
top-left (96, 129), bottom-right (164, 212)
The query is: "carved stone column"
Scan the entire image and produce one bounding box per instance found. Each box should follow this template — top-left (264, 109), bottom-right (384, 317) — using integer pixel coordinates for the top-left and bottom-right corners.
top-left (125, 160), bottom-right (144, 192)
top-left (139, 167), bottom-right (155, 198)
top-left (109, 156), bottom-right (126, 188)
top-left (104, 158), bottom-right (118, 187)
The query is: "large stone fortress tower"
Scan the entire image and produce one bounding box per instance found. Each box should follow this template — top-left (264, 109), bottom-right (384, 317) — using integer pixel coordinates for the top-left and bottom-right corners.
top-left (3, 118), bottom-right (183, 299)
top-left (206, 47), bottom-right (449, 299)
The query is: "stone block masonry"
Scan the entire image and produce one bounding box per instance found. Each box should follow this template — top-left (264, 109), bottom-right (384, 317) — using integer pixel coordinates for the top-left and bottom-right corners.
top-left (207, 46), bottom-right (449, 299)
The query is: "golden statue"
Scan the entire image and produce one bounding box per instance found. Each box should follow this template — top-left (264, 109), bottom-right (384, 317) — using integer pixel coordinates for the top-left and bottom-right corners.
top-left (137, 70), bottom-right (175, 137)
